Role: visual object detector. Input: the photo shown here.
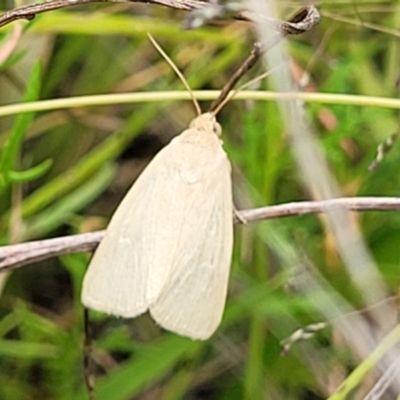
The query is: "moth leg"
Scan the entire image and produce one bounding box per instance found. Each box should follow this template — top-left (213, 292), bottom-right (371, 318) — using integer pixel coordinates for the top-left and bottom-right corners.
top-left (233, 205), bottom-right (247, 224)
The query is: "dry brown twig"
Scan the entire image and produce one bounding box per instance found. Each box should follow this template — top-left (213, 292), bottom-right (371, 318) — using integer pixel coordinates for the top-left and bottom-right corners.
top-left (0, 0), bottom-right (210, 28)
top-left (0, 0), bottom-right (319, 32)
top-left (209, 6), bottom-right (320, 111)
top-left (1, 197), bottom-right (400, 271)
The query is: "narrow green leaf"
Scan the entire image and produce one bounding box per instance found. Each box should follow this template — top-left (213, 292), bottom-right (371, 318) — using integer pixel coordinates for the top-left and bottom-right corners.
top-left (77, 335), bottom-right (201, 400)
top-left (0, 62), bottom-right (41, 186)
top-left (8, 158), bottom-right (52, 183)
top-left (23, 163), bottom-right (116, 239)
top-left (0, 50), bottom-right (27, 70)
top-left (0, 339), bottom-right (57, 358)
top-left (18, 104), bottom-right (158, 219)
top-left (328, 324), bottom-right (400, 400)
top-left (0, 313), bottom-right (19, 338)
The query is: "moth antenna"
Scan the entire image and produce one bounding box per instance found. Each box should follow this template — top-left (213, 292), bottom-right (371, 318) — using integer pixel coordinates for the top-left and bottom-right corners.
top-left (211, 66), bottom-right (281, 117)
top-left (148, 33), bottom-right (202, 117)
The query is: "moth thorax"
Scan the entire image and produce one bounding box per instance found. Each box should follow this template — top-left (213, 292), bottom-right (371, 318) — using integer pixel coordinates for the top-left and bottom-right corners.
top-left (190, 113), bottom-right (222, 137)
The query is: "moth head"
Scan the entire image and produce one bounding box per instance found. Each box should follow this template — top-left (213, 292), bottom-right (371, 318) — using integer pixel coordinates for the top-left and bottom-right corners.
top-left (190, 113), bottom-right (222, 137)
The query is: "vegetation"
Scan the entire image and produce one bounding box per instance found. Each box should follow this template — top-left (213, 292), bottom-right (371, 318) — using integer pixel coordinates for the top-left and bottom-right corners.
top-left (1, 1), bottom-right (400, 399)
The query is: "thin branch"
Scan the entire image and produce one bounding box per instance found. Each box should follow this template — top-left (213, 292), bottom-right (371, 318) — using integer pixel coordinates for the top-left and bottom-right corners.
top-left (210, 41), bottom-right (263, 112)
top-left (0, 0), bottom-right (319, 31)
top-left (0, 0), bottom-right (203, 28)
top-left (239, 5), bottom-right (321, 35)
top-left (0, 231), bottom-right (104, 271)
top-left (209, 6), bottom-right (321, 112)
top-left (1, 196), bottom-right (399, 271)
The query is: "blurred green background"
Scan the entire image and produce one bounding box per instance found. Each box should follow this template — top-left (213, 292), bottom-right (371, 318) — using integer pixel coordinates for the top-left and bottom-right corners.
top-left (1, 0), bottom-right (400, 399)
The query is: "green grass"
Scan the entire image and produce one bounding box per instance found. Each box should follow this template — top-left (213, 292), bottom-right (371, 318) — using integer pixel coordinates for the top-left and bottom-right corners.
top-left (1, 1), bottom-right (400, 399)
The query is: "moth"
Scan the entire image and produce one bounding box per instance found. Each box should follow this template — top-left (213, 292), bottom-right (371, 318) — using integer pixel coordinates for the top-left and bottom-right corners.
top-left (81, 112), bottom-right (233, 340)
top-left (81, 39), bottom-right (234, 341)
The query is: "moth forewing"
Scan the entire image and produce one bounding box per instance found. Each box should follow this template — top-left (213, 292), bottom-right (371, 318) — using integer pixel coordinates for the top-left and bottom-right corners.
top-left (81, 138), bottom-right (190, 317)
top-left (81, 113), bottom-right (234, 339)
top-left (149, 151), bottom-right (233, 340)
